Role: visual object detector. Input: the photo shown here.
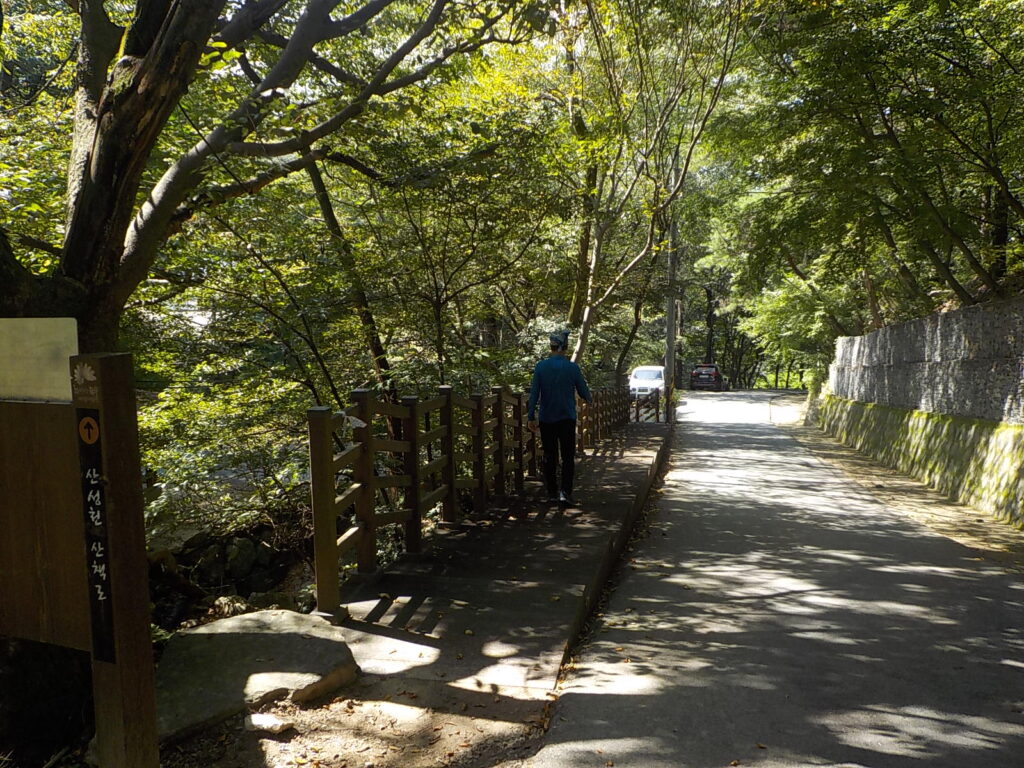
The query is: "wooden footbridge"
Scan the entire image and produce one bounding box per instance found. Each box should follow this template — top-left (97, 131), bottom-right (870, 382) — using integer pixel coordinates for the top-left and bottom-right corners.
top-left (308, 386), bottom-right (664, 614)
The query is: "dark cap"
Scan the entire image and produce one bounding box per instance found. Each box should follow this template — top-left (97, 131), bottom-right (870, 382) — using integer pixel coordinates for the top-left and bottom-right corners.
top-left (549, 330), bottom-right (569, 349)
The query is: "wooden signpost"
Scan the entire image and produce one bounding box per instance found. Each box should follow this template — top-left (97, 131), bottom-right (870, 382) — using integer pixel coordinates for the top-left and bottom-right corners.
top-left (0, 330), bottom-right (157, 767)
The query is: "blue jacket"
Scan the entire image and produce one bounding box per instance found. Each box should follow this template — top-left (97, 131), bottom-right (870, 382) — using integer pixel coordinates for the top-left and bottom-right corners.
top-left (527, 355), bottom-right (592, 423)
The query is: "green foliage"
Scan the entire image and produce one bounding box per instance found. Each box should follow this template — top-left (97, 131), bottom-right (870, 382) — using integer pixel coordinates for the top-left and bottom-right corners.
top-left (24, 0), bottom-right (1023, 551)
top-left (0, 5), bottom-right (76, 270)
top-left (701, 0), bottom-right (1024, 381)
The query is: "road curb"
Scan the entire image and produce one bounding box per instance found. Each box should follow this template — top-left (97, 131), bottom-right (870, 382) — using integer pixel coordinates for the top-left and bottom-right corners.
top-left (564, 421), bottom-right (675, 664)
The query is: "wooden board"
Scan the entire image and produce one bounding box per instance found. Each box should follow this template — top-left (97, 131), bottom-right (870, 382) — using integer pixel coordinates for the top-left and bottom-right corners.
top-left (0, 400), bottom-right (91, 651)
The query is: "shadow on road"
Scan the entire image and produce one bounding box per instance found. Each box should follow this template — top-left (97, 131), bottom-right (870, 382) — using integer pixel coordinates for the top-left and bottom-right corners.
top-left (531, 391), bottom-right (1024, 768)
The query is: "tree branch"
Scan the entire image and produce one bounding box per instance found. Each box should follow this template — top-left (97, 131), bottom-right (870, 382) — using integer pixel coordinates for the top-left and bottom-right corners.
top-left (177, 149), bottom-right (330, 219)
top-left (255, 28), bottom-right (366, 88)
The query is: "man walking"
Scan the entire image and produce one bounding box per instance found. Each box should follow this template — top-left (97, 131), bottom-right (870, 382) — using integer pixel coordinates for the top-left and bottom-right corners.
top-left (527, 331), bottom-right (592, 505)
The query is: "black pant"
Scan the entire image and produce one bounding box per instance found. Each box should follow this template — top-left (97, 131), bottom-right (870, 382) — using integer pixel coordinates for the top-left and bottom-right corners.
top-left (540, 419), bottom-right (577, 496)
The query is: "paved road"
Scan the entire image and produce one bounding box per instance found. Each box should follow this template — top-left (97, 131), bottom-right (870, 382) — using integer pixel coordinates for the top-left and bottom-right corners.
top-left (526, 390), bottom-right (1024, 768)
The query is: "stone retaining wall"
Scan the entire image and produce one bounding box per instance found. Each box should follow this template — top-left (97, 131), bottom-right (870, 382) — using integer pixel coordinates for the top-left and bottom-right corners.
top-left (818, 298), bottom-right (1024, 528)
top-left (818, 395), bottom-right (1024, 528)
top-left (829, 298), bottom-right (1024, 423)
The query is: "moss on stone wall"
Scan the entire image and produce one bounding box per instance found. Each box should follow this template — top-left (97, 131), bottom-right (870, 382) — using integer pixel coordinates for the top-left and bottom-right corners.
top-left (818, 395), bottom-right (1024, 529)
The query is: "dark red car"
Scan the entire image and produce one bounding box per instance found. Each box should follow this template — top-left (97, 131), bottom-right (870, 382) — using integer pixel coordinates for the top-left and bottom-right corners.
top-left (690, 363), bottom-right (728, 391)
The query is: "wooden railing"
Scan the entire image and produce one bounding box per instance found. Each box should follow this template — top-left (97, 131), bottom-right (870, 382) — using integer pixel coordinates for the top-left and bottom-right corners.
top-left (578, 386), bottom-right (632, 450)
top-left (308, 386), bottom-right (631, 613)
top-left (631, 390), bottom-right (663, 422)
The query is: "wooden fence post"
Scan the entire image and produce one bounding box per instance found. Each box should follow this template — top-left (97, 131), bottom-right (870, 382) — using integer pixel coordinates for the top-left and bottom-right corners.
top-left (439, 385), bottom-right (459, 524)
top-left (578, 397), bottom-right (589, 452)
top-left (351, 389), bottom-right (377, 573)
top-left (308, 406), bottom-right (340, 614)
top-left (491, 386), bottom-right (507, 497)
top-left (401, 395), bottom-right (422, 554)
top-left (471, 394), bottom-right (487, 511)
top-left (70, 353), bottom-right (158, 768)
top-left (525, 394), bottom-right (538, 476)
top-left (512, 391), bottom-right (525, 495)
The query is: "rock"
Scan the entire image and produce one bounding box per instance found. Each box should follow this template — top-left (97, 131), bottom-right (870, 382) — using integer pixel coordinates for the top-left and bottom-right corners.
top-left (226, 537), bottom-right (257, 580)
top-left (156, 609), bottom-right (360, 742)
top-left (254, 540), bottom-right (276, 567)
top-left (248, 591), bottom-right (298, 611)
top-left (249, 566), bottom-right (284, 593)
top-left (211, 595), bottom-right (252, 618)
top-left (148, 526), bottom-right (205, 555)
top-left (193, 543), bottom-right (225, 585)
top-left (295, 586), bottom-right (317, 614)
top-left (244, 712), bottom-right (295, 734)
top-left (182, 529), bottom-right (211, 550)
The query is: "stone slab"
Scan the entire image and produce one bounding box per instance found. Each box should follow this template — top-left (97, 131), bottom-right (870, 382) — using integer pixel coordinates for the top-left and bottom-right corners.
top-left (155, 609), bottom-right (360, 742)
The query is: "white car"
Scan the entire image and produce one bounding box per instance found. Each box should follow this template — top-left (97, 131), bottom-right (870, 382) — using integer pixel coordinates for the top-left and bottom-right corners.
top-left (628, 365), bottom-right (665, 399)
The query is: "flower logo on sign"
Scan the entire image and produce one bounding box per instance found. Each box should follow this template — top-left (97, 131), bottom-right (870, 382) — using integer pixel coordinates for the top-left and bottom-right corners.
top-left (73, 363), bottom-right (97, 387)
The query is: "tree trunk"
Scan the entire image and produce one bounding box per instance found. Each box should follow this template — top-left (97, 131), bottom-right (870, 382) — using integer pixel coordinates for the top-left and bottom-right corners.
top-left (307, 164), bottom-right (397, 399)
top-left (919, 238), bottom-right (977, 306)
top-left (568, 164), bottom-right (598, 327)
top-left (862, 269), bottom-right (884, 330)
top-left (0, 1), bottom-right (225, 352)
top-left (988, 185), bottom-right (1010, 282)
top-left (615, 297), bottom-right (645, 387)
top-left (434, 299), bottom-right (447, 385)
top-left (570, 224), bottom-right (608, 363)
top-left (870, 204), bottom-right (934, 309)
top-left (703, 286), bottom-right (715, 363)
top-left (915, 184), bottom-right (1002, 296)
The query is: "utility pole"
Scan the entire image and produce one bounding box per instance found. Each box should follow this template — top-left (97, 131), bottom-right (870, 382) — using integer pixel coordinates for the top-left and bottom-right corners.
top-left (665, 180), bottom-right (679, 423)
